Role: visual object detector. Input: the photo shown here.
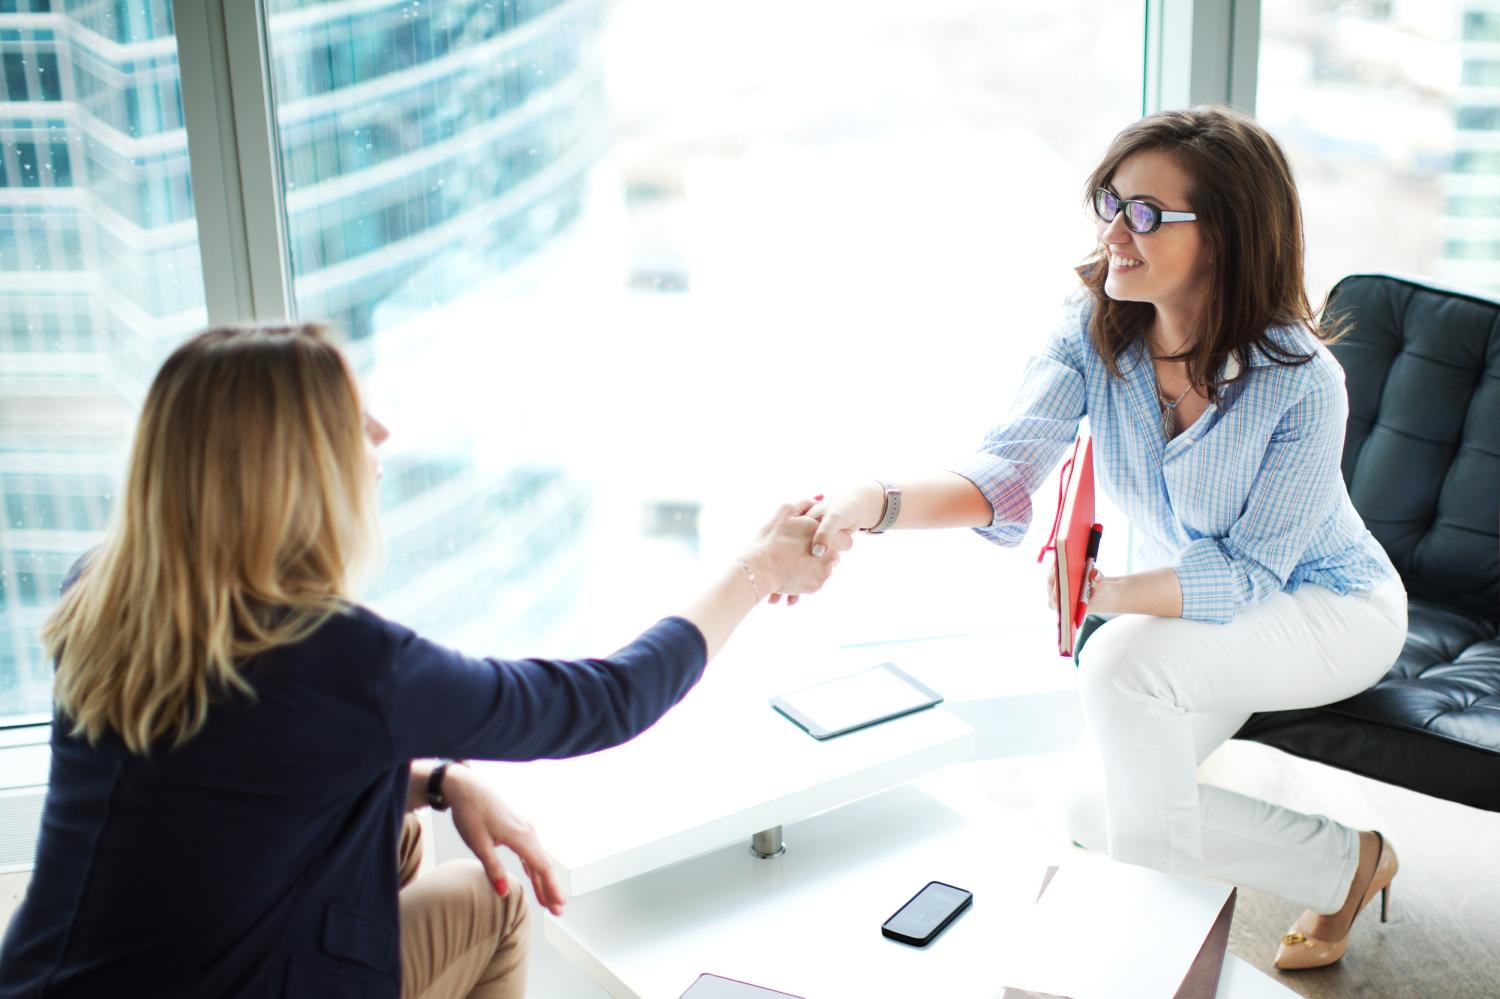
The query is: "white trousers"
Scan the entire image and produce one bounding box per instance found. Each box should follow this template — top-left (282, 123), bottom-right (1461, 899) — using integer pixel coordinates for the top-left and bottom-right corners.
top-left (1063, 575), bottom-right (1407, 915)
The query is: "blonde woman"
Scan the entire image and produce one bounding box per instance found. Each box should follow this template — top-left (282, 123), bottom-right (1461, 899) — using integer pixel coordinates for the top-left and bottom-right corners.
top-left (0, 325), bottom-right (845, 999)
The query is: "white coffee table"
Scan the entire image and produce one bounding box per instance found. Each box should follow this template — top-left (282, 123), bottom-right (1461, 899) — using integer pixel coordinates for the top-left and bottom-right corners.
top-left (543, 771), bottom-right (1298, 999)
top-left (467, 623), bottom-right (977, 896)
top-left (446, 622), bottom-right (1290, 998)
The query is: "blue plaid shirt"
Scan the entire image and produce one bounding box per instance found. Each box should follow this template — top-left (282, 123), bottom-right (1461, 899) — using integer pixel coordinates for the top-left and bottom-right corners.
top-left (952, 292), bottom-right (1396, 625)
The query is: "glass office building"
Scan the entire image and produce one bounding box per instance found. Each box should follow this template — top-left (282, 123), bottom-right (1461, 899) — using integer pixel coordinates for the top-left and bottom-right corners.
top-left (270, 0), bottom-right (603, 339)
top-left (266, 0), bottom-right (605, 651)
top-left (0, 0), bottom-right (202, 719)
top-left (1441, 3), bottom-right (1500, 291)
top-left (0, 0), bottom-right (604, 721)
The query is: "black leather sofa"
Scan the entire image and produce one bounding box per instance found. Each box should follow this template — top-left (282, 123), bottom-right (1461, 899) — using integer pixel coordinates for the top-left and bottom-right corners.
top-left (1234, 274), bottom-right (1500, 812)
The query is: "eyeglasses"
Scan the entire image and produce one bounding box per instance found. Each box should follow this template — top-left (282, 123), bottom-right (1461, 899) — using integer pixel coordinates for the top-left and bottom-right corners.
top-left (1092, 188), bottom-right (1197, 234)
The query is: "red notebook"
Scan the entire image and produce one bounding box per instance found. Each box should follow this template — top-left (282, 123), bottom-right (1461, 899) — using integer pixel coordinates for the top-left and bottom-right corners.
top-left (1037, 435), bottom-right (1100, 657)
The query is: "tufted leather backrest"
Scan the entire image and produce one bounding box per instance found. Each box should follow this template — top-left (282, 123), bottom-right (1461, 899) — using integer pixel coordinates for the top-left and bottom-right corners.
top-left (1324, 274), bottom-right (1500, 624)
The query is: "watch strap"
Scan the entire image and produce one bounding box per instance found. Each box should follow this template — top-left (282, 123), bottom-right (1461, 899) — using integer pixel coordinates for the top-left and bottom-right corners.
top-left (426, 759), bottom-right (462, 811)
top-left (866, 483), bottom-right (902, 534)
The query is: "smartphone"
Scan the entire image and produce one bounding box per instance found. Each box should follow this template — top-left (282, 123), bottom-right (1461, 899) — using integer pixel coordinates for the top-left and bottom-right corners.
top-left (881, 881), bottom-right (973, 947)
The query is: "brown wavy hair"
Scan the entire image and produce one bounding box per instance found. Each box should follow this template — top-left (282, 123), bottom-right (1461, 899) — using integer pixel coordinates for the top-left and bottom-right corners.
top-left (1079, 106), bottom-right (1340, 400)
top-left (43, 324), bottom-right (379, 753)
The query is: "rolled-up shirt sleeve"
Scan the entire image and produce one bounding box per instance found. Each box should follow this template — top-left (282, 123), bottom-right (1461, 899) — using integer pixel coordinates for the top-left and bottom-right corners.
top-left (1171, 365), bottom-right (1348, 624)
top-left (949, 304), bottom-right (1087, 547)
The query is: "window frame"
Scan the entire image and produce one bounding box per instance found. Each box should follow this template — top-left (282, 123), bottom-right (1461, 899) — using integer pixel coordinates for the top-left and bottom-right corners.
top-left (173, 0), bottom-right (294, 326)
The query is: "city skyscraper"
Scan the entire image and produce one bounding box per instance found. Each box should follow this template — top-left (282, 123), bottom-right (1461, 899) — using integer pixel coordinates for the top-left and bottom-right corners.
top-left (0, 0), bottom-right (604, 721)
top-left (1441, 2), bottom-right (1500, 292)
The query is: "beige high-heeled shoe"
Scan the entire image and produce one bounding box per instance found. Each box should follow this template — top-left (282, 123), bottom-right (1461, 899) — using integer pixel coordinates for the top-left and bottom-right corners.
top-left (1274, 830), bottom-right (1397, 971)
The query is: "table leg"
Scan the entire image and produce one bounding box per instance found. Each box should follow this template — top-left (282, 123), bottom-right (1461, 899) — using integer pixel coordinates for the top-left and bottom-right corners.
top-left (750, 826), bottom-right (785, 859)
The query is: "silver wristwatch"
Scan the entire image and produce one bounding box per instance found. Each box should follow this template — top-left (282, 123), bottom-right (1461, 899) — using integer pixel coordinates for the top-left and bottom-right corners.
top-left (866, 482), bottom-right (902, 534)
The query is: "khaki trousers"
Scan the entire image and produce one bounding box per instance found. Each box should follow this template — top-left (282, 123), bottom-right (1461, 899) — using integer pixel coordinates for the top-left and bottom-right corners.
top-left (398, 815), bottom-right (531, 999)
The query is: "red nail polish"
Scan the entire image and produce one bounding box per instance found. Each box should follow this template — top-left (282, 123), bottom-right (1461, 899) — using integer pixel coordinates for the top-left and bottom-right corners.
top-left (814, 494), bottom-right (824, 501)
top-left (493, 878), bottom-right (507, 896)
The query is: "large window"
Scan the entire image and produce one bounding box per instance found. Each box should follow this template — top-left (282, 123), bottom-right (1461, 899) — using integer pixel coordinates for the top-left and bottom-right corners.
top-left (0, 3), bottom-right (208, 725)
top-left (1258, 0), bottom-right (1499, 298)
top-left (262, 0), bottom-right (1146, 657)
top-left (0, 0), bottom-right (1147, 725)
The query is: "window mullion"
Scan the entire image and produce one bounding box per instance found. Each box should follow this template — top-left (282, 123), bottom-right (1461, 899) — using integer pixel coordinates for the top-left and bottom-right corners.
top-left (173, 0), bottom-right (293, 325)
top-left (1144, 0), bottom-right (1260, 115)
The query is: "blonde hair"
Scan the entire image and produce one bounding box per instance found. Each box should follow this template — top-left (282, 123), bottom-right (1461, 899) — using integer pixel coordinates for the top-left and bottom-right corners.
top-left (43, 323), bottom-right (380, 753)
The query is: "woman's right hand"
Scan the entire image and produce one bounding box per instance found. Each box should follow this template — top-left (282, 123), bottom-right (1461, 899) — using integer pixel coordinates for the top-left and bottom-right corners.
top-left (806, 481), bottom-right (886, 556)
top-left (741, 500), bottom-right (851, 601)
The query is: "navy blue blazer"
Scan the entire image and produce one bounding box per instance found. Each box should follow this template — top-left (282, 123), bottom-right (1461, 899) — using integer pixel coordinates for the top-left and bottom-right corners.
top-left (0, 606), bottom-right (707, 997)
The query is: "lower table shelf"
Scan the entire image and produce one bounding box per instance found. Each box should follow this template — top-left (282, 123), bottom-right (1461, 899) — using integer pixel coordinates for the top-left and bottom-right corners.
top-left (543, 775), bottom-right (1298, 999)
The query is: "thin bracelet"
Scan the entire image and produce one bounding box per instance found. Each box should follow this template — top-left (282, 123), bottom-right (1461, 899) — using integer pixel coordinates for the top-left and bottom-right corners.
top-left (736, 558), bottom-right (761, 602)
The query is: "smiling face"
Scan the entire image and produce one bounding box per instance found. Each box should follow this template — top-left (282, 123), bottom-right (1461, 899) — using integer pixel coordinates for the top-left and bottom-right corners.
top-left (1096, 149), bottom-right (1212, 323)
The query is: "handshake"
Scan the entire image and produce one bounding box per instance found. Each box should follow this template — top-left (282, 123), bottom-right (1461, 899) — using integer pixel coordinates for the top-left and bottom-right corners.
top-left (735, 484), bottom-right (888, 606)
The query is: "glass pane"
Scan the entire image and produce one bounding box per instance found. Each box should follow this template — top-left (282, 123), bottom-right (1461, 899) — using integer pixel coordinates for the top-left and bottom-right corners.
top-left (0, 3), bottom-right (207, 723)
top-left (1258, 1), bottom-right (1498, 298)
top-left (265, 0), bottom-right (1145, 654)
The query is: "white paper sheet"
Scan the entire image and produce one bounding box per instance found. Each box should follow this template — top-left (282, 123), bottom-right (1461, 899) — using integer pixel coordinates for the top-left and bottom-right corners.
top-left (1000, 856), bottom-right (1232, 999)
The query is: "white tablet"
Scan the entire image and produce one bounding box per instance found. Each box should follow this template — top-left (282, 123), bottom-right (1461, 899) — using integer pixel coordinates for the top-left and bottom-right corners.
top-left (769, 663), bottom-right (943, 741)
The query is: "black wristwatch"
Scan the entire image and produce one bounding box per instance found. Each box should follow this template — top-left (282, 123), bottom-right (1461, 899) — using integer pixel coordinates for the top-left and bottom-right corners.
top-left (426, 759), bottom-right (464, 812)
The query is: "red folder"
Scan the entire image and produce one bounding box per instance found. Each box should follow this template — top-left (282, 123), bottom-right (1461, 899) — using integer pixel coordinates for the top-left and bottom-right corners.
top-left (1037, 436), bottom-right (1098, 657)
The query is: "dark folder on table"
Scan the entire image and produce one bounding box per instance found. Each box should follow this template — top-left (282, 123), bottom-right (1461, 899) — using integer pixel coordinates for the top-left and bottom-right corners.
top-left (1037, 435), bottom-right (1100, 657)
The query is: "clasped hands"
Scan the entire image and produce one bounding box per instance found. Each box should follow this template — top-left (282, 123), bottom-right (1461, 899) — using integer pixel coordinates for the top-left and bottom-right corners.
top-left (775, 480), bottom-right (1121, 613)
top-left (741, 495), bottom-right (857, 607)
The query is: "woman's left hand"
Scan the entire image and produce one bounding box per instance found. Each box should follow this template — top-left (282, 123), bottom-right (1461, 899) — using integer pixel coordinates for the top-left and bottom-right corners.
top-left (1046, 560), bottom-right (1109, 613)
top-left (445, 765), bottom-right (567, 916)
top-left (1081, 567), bottom-right (1110, 613)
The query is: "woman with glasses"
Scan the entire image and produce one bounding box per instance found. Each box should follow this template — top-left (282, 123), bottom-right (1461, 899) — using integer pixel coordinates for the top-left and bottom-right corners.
top-left (801, 106), bottom-right (1406, 971)
top-left (0, 325), bottom-right (847, 998)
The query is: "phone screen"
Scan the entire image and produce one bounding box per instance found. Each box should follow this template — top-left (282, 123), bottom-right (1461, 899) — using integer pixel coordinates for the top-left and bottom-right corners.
top-left (884, 882), bottom-right (972, 941)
